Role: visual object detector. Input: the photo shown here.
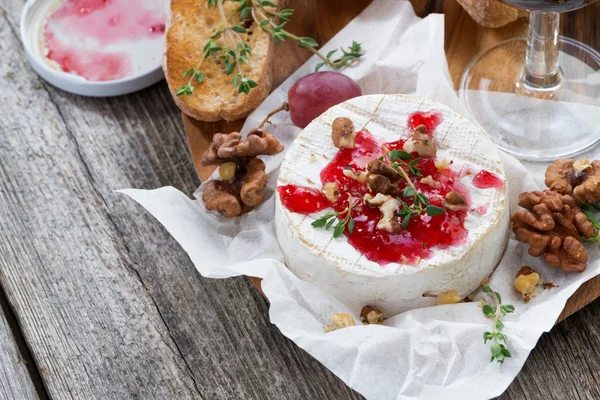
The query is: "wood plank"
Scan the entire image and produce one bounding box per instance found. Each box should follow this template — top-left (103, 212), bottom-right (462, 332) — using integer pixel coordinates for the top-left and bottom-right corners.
top-left (0, 301), bottom-right (38, 400)
top-left (0, 2), bottom-right (205, 399)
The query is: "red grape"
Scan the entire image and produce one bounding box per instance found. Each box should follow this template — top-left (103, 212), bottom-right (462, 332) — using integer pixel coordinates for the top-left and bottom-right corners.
top-left (288, 72), bottom-right (362, 128)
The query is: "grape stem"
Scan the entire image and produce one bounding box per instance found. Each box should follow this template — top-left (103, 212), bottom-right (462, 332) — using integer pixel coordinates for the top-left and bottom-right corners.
top-left (257, 102), bottom-right (290, 129)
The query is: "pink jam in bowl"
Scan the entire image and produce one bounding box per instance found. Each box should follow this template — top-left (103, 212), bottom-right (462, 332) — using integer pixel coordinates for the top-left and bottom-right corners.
top-left (42, 0), bottom-right (167, 82)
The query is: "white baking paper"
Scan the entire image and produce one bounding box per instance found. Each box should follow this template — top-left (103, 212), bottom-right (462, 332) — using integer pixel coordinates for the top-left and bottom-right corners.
top-left (121, 1), bottom-right (600, 398)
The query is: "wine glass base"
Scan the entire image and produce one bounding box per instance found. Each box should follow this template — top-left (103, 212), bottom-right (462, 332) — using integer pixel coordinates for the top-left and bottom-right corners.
top-left (459, 36), bottom-right (600, 161)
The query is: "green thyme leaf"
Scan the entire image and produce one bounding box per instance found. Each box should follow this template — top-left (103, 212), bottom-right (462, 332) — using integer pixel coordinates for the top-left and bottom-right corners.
top-left (299, 37), bottom-right (319, 48)
top-left (348, 219), bottom-right (355, 234)
top-left (425, 205), bottom-right (445, 217)
top-left (196, 71), bottom-right (205, 83)
top-left (483, 331), bottom-right (493, 343)
top-left (176, 84), bottom-right (194, 96)
top-left (482, 304), bottom-right (496, 318)
top-left (311, 218), bottom-right (328, 228)
top-left (403, 186), bottom-right (416, 198)
top-left (500, 304), bottom-right (515, 314)
top-left (240, 7), bottom-right (252, 20)
top-left (182, 68), bottom-right (195, 79)
top-left (401, 214), bottom-right (411, 229)
top-left (500, 345), bottom-right (512, 358)
top-left (494, 292), bottom-right (502, 304)
top-left (396, 150), bottom-right (414, 161)
top-left (326, 217), bottom-right (336, 230)
top-left (232, 25), bottom-right (247, 33)
top-left (333, 222), bottom-right (345, 238)
top-left (482, 285), bottom-right (491, 293)
top-left (490, 342), bottom-right (501, 357)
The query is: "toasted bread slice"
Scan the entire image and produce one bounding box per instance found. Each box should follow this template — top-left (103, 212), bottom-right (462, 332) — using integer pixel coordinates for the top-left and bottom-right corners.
top-left (164, 0), bottom-right (274, 122)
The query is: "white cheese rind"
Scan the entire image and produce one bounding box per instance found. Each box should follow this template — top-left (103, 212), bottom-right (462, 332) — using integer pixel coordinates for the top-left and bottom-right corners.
top-left (275, 94), bottom-right (509, 316)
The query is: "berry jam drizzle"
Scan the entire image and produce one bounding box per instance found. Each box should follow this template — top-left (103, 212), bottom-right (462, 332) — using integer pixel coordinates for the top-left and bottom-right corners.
top-left (277, 185), bottom-right (329, 214)
top-left (408, 110), bottom-right (443, 131)
top-left (279, 110), bottom-right (469, 266)
top-left (472, 170), bottom-right (503, 190)
top-left (43, 0), bottom-right (166, 81)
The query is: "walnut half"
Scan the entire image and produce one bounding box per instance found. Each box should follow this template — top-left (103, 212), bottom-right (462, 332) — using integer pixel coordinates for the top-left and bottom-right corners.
top-left (331, 117), bottom-right (356, 149)
top-left (201, 129), bottom-right (283, 218)
top-left (510, 190), bottom-right (594, 272)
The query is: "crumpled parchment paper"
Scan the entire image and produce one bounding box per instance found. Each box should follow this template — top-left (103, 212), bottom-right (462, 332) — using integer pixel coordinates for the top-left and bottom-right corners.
top-left (121, 1), bottom-right (600, 398)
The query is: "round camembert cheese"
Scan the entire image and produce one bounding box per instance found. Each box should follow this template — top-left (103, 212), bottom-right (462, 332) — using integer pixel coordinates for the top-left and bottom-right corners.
top-left (275, 94), bottom-right (509, 316)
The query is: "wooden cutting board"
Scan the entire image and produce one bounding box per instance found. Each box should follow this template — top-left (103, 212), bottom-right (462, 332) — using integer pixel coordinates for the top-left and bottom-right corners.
top-left (181, 0), bottom-right (600, 322)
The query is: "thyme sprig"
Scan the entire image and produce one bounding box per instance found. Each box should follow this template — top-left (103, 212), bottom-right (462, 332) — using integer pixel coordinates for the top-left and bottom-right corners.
top-left (311, 196), bottom-right (359, 238)
top-left (581, 202), bottom-right (600, 250)
top-left (481, 285), bottom-right (514, 364)
top-left (177, 0), bottom-right (363, 96)
top-left (383, 149), bottom-right (445, 228)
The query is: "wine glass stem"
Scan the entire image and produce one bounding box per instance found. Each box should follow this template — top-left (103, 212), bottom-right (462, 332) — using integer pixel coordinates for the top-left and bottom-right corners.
top-left (522, 11), bottom-right (562, 90)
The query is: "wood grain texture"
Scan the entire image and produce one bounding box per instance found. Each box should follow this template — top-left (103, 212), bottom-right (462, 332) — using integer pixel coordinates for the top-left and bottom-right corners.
top-left (2, 1), bottom-right (600, 400)
top-left (0, 307), bottom-right (38, 400)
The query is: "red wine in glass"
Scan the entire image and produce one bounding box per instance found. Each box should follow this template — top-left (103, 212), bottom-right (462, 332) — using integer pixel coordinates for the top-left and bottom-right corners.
top-left (499, 0), bottom-right (594, 12)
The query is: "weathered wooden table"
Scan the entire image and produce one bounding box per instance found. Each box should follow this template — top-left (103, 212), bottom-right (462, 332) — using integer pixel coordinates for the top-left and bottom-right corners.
top-left (1, 0), bottom-right (600, 399)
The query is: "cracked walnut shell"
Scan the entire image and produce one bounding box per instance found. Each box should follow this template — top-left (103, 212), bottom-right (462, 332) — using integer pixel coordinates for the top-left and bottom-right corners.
top-left (510, 190), bottom-right (594, 272)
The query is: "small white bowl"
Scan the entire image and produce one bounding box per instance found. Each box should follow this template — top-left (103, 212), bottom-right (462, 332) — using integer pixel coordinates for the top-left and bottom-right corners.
top-left (20, 0), bottom-right (165, 97)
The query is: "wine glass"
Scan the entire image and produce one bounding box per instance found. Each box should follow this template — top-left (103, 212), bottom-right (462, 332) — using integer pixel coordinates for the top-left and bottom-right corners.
top-left (459, 0), bottom-right (600, 161)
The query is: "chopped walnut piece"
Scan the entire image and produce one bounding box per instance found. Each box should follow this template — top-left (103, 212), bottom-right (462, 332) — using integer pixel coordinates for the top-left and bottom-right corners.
top-left (436, 290), bottom-right (461, 305)
top-left (331, 117), bottom-right (356, 149)
top-left (367, 174), bottom-right (400, 196)
top-left (403, 125), bottom-right (437, 158)
top-left (364, 193), bottom-right (391, 208)
top-left (443, 191), bottom-right (467, 211)
top-left (331, 313), bottom-right (356, 329)
top-left (360, 306), bottom-right (383, 325)
top-left (420, 175), bottom-right (441, 189)
top-left (343, 166), bottom-right (368, 183)
top-left (376, 198), bottom-right (401, 233)
top-left (511, 190), bottom-right (594, 272)
top-left (545, 159), bottom-right (600, 204)
top-left (323, 182), bottom-right (341, 203)
top-left (514, 266), bottom-right (540, 303)
top-left (367, 160), bottom-right (402, 183)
